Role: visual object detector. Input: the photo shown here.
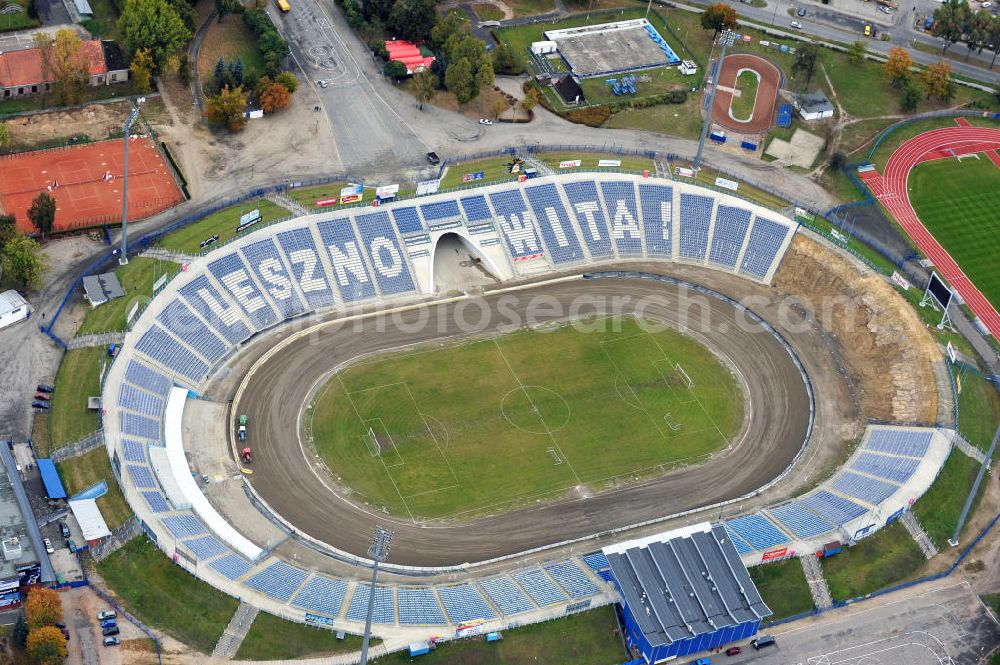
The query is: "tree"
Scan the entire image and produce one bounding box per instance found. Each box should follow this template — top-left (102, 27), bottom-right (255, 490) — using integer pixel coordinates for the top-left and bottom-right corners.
top-left (32, 32), bottom-right (53, 84)
top-left (383, 59), bottom-right (407, 80)
top-left (275, 70), bottom-right (297, 93)
top-left (206, 85), bottom-right (249, 130)
top-left (923, 59), bottom-right (952, 99)
top-left (430, 10), bottom-right (466, 50)
top-left (990, 15), bottom-right (1000, 68)
top-left (965, 9), bottom-right (992, 61)
top-left (492, 42), bottom-right (521, 75)
top-left (828, 151), bottom-right (847, 171)
top-left (130, 47), bottom-right (155, 93)
top-left (26, 626), bottom-right (66, 665)
top-left (900, 78), bottom-right (923, 112)
top-left (521, 86), bottom-right (540, 112)
top-left (0, 123), bottom-right (9, 148)
top-left (24, 588), bottom-right (62, 630)
top-left (932, 0), bottom-right (970, 53)
top-left (444, 57), bottom-right (476, 104)
top-left (27, 192), bottom-right (56, 240)
top-left (13, 614), bottom-right (28, 647)
top-left (388, 0), bottom-right (436, 41)
top-left (847, 40), bottom-right (867, 65)
top-left (492, 93), bottom-right (507, 119)
top-left (884, 47), bottom-right (913, 86)
top-left (700, 2), bottom-right (738, 40)
top-left (52, 28), bottom-right (89, 105)
top-left (228, 58), bottom-right (244, 87)
top-left (791, 43), bottom-right (819, 87)
top-left (215, 0), bottom-right (241, 21)
top-left (260, 81), bottom-right (291, 112)
top-left (119, 0), bottom-right (192, 72)
top-left (412, 68), bottom-right (438, 110)
top-left (474, 57), bottom-right (494, 89)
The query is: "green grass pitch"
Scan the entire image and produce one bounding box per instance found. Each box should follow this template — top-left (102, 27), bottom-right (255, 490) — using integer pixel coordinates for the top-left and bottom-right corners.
top-left (909, 152), bottom-right (1000, 308)
top-left (308, 317), bottom-right (743, 521)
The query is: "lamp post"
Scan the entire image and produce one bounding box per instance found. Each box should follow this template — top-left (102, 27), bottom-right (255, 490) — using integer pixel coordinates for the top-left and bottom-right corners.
top-left (119, 106), bottom-right (141, 266)
top-left (360, 525), bottom-right (393, 665)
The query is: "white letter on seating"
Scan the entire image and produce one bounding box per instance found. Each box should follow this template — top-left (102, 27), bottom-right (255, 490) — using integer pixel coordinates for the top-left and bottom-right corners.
top-left (327, 241), bottom-right (370, 286)
top-left (221, 270), bottom-right (267, 313)
top-left (258, 258), bottom-right (291, 300)
top-left (369, 237), bottom-right (403, 278)
top-left (498, 212), bottom-right (540, 254)
top-left (289, 249), bottom-right (326, 293)
top-left (544, 207), bottom-right (569, 247)
top-left (611, 201), bottom-right (639, 239)
top-left (660, 200), bottom-right (671, 241)
top-left (574, 201), bottom-right (603, 241)
top-left (195, 287), bottom-right (241, 326)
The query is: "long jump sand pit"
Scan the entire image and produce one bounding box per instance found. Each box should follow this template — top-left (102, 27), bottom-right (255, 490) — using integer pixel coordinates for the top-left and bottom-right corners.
top-left (0, 138), bottom-right (184, 234)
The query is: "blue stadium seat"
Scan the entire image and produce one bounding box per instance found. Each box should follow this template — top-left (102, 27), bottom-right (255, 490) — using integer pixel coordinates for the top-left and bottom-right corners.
top-left (292, 576), bottom-right (349, 617)
top-left (599, 181), bottom-right (642, 255)
top-left (122, 439), bottom-right (146, 463)
top-left (488, 189), bottom-right (545, 259)
top-left (315, 216), bottom-right (377, 303)
top-left (678, 193), bottom-right (713, 261)
top-left (156, 300), bottom-right (228, 363)
top-left (437, 583), bottom-right (497, 623)
top-left (391, 207), bottom-right (424, 234)
top-left (119, 412), bottom-right (159, 439)
top-left (802, 490), bottom-right (868, 525)
top-left (725, 513), bottom-right (789, 550)
top-left (850, 452), bottom-right (920, 483)
top-left (353, 211), bottom-right (416, 296)
top-left (639, 184), bottom-right (673, 257)
top-left (276, 228), bottom-right (337, 310)
top-left (124, 360), bottom-right (171, 396)
top-left (864, 428), bottom-right (933, 458)
top-left (542, 561), bottom-right (599, 598)
top-left (421, 200), bottom-right (462, 224)
top-left (458, 194), bottom-right (494, 224)
top-left (512, 568), bottom-right (566, 606)
top-left (397, 587), bottom-right (447, 625)
top-left (210, 554), bottom-right (252, 580)
top-left (141, 491), bottom-right (169, 513)
top-left (478, 576), bottom-right (534, 615)
top-left (709, 205), bottom-right (752, 268)
top-left (581, 552), bottom-right (610, 571)
top-left (523, 183), bottom-right (585, 264)
top-left (183, 535), bottom-right (228, 560)
top-left (829, 471), bottom-right (899, 505)
top-left (162, 514), bottom-right (207, 539)
top-left (347, 584), bottom-right (394, 623)
top-left (560, 181), bottom-right (614, 258)
top-left (208, 253), bottom-right (279, 330)
top-left (135, 325), bottom-right (208, 382)
top-left (240, 238), bottom-right (307, 320)
top-left (127, 465), bottom-right (157, 489)
top-left (245, 561), bottom-right (309, 601)
top-left (119, 384), bottom-right (164, 417)
top-left (178, 275), bottom-right (253, 345)
top-left (768, 502), bottom-right (834, 539)
top-left (739, 218), bottom-right (789, 278)
top-left (722, 523), bottom-right (754, 554)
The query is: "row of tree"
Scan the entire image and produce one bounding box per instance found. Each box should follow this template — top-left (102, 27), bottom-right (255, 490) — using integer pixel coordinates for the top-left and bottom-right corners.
top-left (932, 0), bottom-right (1000, 66)
top-left (206, 71), bottom-right (299, 131)
top-left (885, 48), bottom-right (956, 110)
top-left (13, 588), bottom-right (67, 664)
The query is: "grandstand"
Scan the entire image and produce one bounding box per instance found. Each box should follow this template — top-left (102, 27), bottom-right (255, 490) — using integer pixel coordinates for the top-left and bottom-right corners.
top-left (543, 19), bottom-right (681, 78)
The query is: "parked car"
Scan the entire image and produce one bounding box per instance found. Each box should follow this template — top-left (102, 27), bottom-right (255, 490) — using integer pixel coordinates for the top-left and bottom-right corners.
top-left (33, 392), bottom-right (51, 401)
top-left (879, 4), bottom-right (893, 13)
top-left (426, 151), bottom-right (440, 165)
top-left (103, 636), bottom-right (120, 647)
top-left (36, 384), bottom-right (54, 393)
top-left (751, 635), bottom-right (776, 650)
top-left (796, 7), bottom-right (806, 15)
top-left (790, 20), bottom-right (803, 28)
top-left (43, 539), bottom-right (53, 554)
top-left (316, 79), bottom-right (329, 88)
top-left (67, 539), bottom-right (77, 553)
top-left (725, 646), bottom-right (742, 656)
top-left (101, 626), bottom-right (119, 637)
top-left (97, 610), bottom-right (117, 621)
top-left (32, 401), bottom-right (50, 410)
top-left (59, 522), bottom-right (70, 538)
top-left (479, 118), bottom-right (493, 125)
top-left (694, 659), bottom-right (711, 665)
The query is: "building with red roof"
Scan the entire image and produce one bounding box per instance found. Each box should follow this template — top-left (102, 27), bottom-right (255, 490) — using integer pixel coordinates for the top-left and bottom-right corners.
top-left (0, 39), bottom-right (129, 100)
top-left (385, 40), bottom-right (435, 75)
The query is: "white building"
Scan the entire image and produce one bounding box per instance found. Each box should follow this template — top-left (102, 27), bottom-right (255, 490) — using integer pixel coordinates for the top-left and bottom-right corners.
top-left (0, 290), bottom-right (29, 330)
top-left (530, 41), bottom-right (558, 55)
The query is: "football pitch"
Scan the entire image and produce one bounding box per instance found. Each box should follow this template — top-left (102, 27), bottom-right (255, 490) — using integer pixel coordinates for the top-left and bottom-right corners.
top-left (307, 317), bottom-right (744, 521)
top-left (909, 152), bottom-right (1000, 308)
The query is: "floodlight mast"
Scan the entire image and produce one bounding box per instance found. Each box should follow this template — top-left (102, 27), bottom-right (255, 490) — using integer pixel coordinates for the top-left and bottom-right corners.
top-left (360, 525), bottom-right (393, 665)
top-left (119, 106), bottom-right (141, 265)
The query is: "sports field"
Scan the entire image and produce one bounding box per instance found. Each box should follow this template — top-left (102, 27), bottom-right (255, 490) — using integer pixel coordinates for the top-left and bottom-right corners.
top-left (308, 317), bottom-right (743, 521)
top-left (909, 152), bottom-right (1000, 307)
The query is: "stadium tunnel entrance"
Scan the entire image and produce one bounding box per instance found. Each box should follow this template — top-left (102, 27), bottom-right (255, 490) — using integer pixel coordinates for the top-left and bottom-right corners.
top-left (430, 232), bottom-right (502, 294)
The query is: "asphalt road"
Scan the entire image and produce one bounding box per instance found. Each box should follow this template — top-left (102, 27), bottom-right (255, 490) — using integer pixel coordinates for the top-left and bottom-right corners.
top-left (237, 276), bottom-right (813, 566)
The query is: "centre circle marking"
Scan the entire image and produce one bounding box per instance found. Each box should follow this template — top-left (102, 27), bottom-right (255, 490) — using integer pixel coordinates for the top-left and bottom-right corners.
top-left (500, 386), bottom-right (571, 434)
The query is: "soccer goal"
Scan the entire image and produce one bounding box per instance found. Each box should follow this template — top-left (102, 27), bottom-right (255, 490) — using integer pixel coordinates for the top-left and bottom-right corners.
top-left (362, 426), bottom-right (380, 457)
top-left (674, 363), bottom-right (694, 389)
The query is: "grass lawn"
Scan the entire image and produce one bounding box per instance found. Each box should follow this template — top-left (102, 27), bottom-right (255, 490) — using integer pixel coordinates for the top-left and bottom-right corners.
top-left (534, 152), bottom-right (654, 173)
top-left (506, 0), bottom-right (556, 16)
top-left (955, 366), bottom-right (1000, 456)
top-left (76, 258), bottom-right (180, 335)
top-left (749, 559), bottom-right (814, 622)
top-left (284, 183), bottom-right (374, 210)
top-left (0, 0), bottom-right (40, 32)
top-left (49, 347), bottom-right (104, 449)
top-left (157, 199), bottom-right (289, 254)
top-left (56, 448), bottom-right (132, 529)
top-left (912, 448), bottom-right (989, 548)
top-left (729, 70), bottom-right (759, 122)
top-left (908, 153), bottom-right (1000, 308)
top-left (97, 537), bottom-right (237, 654)
top-left (197, 15), bottom-right (267, 86)
top-left (686, 164), bottom-right (789, 210)
top-left (603, 96), bottom-right (706, 141)
top-left (308, 317), bottom-right (742, 519)
top-left (439, 158), bottom-right (520, 190)
top-left (383, 605), bottom-right (626, 665)
top-left (578, 66), bottom-right (688, 106)
top-left (821, 522), bottom-right (926, 601)
top-left (471, 2), bottom-right (504, 20)
top-left (236, 613), bottom-right (366, 660)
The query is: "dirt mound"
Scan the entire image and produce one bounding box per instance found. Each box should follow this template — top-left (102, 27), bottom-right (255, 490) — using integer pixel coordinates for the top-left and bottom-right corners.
top-left (774, 234), bottom-right (940, 423)
top-left (1, 102), bottom-right (133, 147)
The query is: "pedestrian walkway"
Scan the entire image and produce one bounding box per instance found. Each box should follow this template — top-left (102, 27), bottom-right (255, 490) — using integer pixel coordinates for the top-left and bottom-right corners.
top-left (900, 510), bottom-right (939, 560)
top-left (268, 192), bottom-right (310, 217)
top-left (140, 247), bottom-right (198, 263)
top-left (68, 332), bottom-right (126, 349)
top-left (800, 554), bottom-right (833, 610)
top-left (212, 602), bottom-right (259, 659)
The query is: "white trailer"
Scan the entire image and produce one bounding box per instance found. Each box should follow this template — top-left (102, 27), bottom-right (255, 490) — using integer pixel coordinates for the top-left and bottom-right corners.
top-left (530, 40), bottom-right (558, 55)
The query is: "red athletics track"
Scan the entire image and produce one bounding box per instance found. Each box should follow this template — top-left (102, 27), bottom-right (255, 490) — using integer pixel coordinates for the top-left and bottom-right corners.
top-left (0, 138), bottom-right (184, 235)
top-left (860, 124), bottom-right (1000, 336)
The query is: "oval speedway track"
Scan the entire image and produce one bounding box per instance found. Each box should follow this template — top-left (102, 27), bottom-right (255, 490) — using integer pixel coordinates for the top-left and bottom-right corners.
top-left (237, 277), bottom-right (812, 567)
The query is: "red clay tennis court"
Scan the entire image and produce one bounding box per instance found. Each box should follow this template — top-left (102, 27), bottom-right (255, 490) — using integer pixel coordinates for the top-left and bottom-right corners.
top-left (0, 138), bottom-right (184, 235)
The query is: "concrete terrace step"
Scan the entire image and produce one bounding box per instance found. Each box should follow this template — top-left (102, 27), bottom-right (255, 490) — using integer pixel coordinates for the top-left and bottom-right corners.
top-left (212, 601), bottom-right (259, 659)
top-left (953, 433), bottom-right (988, 465)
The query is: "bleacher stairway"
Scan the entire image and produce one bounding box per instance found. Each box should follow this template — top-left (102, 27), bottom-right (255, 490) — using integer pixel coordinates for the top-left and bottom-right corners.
top-left (212, 601), bottom-right (259, 659)
top-left (799, 554), bottom-right (833, 610)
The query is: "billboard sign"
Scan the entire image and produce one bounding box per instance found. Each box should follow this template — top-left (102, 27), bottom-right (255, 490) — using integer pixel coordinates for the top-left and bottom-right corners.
top-left (715, 176), bottom-right (739, 191)
top-left (891, 271), bottom-right (910, 291)
top-left (761, 547), bottom-right (788, 562)
top-left (462, 171), bottom-right (485, 183)
top-left (947, 341), bottom-right (957, 363)
top-left (152, 273), bottom-right (168, 293)
top-left (376, 184), bottom-right (399, 199)
top-left (925, 272), bottom-right (953, 310)
top-left (455, 620), bottom-right (485, 639)
top-left (340, 183), bottom-right (363, 198)
top-left (885, 507), bottom-right (905, 524)
top-left (675, 167), bottom-right (695, 178)
top-left (16, 564), bottom-right (40, 587)
top-left (305, 613), bottom-right (334, 627)
top-left (340, 193), bottom-right (362, 204)
top-left (416, 179), bottom-right (441, 196)
top-left (598, 159), bottom-right (621, 167)
top-left (316, 198), bottom-right (338, 207)
top-left (559, 159), bottom-right (582, 169)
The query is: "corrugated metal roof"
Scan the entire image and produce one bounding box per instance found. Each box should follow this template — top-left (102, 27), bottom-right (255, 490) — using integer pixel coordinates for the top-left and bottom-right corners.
top-left (36, 459), bottom-right (67, 500)
top-left (69, 498), bottom-right (111, 541)
top-left (0, 290), bottom-right (28, 317)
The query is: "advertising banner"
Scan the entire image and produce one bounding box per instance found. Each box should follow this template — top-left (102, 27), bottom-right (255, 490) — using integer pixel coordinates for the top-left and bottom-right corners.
top-left (340, 193), bottom-right (362, 204)
top-left (376, 184), bottom-right (399, 199)
top-left (598, 159), bottom-right (621, 167)
top-left (559, 159), bottom-right (582, 169)
top-left (891, 271), bottom-right (911, 291)
top-left (714, 176), bottom-right (739, 191)
top-left (305, 613), bottom-right (334, 627)
top-left (416, 179), bottom-right (441, 196)
top-left (462, 171), bottom-right (485, 183)
top-left (237, 209), bottom-right (262, 232)
top-left (316, 198), bottom-right (338, 207)
top-left (675, 167), bottom-right (695, 178)
top-left (340, 183), bottom-right (363, 198)
top-left (761, 547), bottom-right (788, 562)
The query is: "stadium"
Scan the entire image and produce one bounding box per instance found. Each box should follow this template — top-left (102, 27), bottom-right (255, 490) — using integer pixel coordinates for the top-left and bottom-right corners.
top-left (97, 169), bottom-right (951, 660)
